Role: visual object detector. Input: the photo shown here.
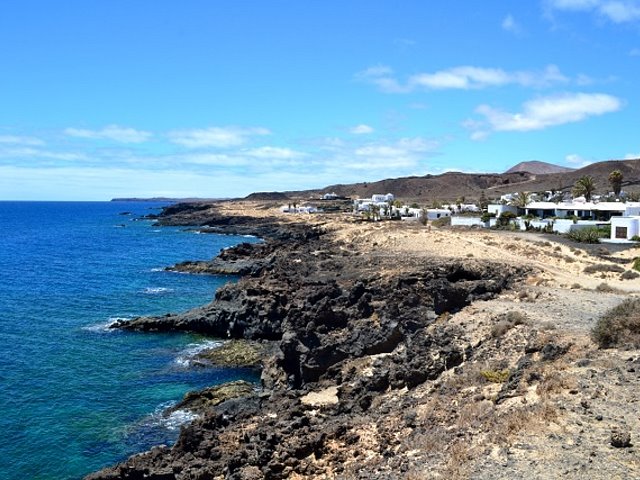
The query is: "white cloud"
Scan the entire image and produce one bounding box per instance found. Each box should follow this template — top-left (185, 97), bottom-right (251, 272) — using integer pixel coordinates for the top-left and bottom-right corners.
top-left (349, 124), bottom-right (374, 134)
top-left (0, 135), bottom-right (44, 146)
top-left (243, 146), bottom-right (306, 159)
top-left (64, 125), bottom-right (152, 143)
top-left (354, 65), bottom-right (409, 93)
top-left (565, 153), bottom-right (593, 167)
top-left (599, 1), bottom-right (640, 22)
top-left (0, 146), bottom-right (86, 161)
top-left (470, 130), bottom-right (490, 141)
top-left (549, 0), bottom-right (600, 9)
top-left (348, 137), bottom-right (440, 169)
top-left (625, 152), bottom-right (640, 159)
top-left (471, 92), bottom-right (622, 135)
top-left (502, 14), bottom-right (524, 35)
top-left (576, 73), bottom-right (594, 85)
top-left (547, 0), bottom-right (640, 23)
top-left (357, 64), bottom-right (569, 92)
top-left (168, 126), bottom-right (270, 148)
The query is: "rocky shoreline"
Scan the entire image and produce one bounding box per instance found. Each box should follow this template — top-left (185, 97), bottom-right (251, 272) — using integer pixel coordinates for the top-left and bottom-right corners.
top-left (87, 202), bottom-right (640, 479)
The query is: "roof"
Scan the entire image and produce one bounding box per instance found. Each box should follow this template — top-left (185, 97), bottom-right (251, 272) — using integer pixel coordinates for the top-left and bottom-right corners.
top-left (525, 201), bottom-right (631, 212)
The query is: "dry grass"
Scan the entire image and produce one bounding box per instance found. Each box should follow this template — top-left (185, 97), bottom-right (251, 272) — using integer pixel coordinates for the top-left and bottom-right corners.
top-left (584, 263), bottom-right (625, 274)
top-left (536, 369), bottom-right (578, 399)
top-left (592, 297), bottom-right (640, 348)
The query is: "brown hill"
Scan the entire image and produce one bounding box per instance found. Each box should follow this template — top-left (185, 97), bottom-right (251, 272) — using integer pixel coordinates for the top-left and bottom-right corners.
top-left (285, 158), bottom-right (640, 203)
top-left (505, 159), bottom-right (640, 195)
top-left (244, 191), bottom-right (290, 201)
top-left (505, 160), bottom-right (574, 175)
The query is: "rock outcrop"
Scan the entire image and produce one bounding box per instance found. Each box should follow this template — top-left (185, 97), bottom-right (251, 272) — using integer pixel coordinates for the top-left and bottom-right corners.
top-left (89, 203), bottom-right (529, 480)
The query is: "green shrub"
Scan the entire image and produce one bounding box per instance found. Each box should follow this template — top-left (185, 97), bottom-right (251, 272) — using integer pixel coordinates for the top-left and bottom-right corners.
top-left (599, 225), bottom-right (612, 237)
top-left (633, 258), bottom-right (640, 272)
top-left (480, 369), bottom-right (510, 383)
top-left (567, 227), bottom-right (607, 244)
top-left (481, 212), bottom-right (496, 223)
top-left (592, 298), bottom-right (640, 348)
top-left (431, 216), bottom-right (451, 228)
top-left (631, 235), bottom-right (640, 242)
top-left (497, 211), bottom-right (517, 227)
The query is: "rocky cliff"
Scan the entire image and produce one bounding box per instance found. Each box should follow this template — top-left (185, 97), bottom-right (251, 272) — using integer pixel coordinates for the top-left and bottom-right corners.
top-left (87, 205), bottom-right (529, 480)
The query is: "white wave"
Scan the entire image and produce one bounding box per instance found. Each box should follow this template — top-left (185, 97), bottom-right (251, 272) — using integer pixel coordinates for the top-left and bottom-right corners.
top-left (174, 339), bottom-right (224, 367)
top-left (82, 316), bottom-right (130, 333)
top-left (152, 229), bottom-right (162, 233)
top-left (138, 403), bottom-right (199, 432)
top-left (159, 409), bottom-right (199, 430)
top-left (143, 287), bottom-right (174, 294)
top-left (149, 267), bottom-right (165, 272)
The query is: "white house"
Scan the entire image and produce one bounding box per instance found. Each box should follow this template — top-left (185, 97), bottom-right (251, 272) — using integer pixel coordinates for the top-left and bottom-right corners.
top-left (426, 208), bottom-right (451, 220)
top-left (488, 204), bottom-right (518, 217)
top-left (524, 201), bottom-right (640, 221)
top-left (611, 216), bottom-right (640, 241)
top-left (371, 193), bottom-right (394, 203)
top-left (280, 205), bottom-right (320, 214)
top-left (322, 192), bottom-right (339, 200)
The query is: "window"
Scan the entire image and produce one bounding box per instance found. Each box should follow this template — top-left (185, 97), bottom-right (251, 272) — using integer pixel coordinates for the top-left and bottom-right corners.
top-left (615, 226), bottom-right (628, 239)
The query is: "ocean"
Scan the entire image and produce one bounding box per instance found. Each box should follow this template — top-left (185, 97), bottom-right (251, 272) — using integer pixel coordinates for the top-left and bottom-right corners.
top-left (0, 201), bottom-right (260, 480)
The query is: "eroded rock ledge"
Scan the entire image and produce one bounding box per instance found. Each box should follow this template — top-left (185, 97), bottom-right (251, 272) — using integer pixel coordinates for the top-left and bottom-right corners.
top-left (89, 204), bottom-right (529, 480)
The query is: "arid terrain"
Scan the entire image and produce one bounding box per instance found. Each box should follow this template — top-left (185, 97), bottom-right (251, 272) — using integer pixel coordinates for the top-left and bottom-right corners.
top-left (89, 201), bottom-right (640, 480)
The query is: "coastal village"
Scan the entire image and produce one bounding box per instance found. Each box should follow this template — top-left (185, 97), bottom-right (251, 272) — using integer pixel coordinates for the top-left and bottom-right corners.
top-left (279, 168), bottom-right (640, 243)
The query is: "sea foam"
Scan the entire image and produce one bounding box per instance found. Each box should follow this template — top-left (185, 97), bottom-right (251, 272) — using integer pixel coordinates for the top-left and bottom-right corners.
top-left (174, 339), bottom-right (224, 367)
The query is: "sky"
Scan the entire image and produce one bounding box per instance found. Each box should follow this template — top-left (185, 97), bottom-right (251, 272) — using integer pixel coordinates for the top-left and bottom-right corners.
top-left (0, 0), bottom-right (639, 200)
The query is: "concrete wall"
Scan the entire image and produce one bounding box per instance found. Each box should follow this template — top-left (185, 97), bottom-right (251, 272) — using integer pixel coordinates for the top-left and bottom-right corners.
top-left (552, 219), bottom-right (601, 234)
top-left (625, 206), bottom-right (640, 216)
top-left (451, 216), bottom-right (485, 227)
top-left (488, 204), bottom-right (518, 217)
top-left (426, 209), bottom-right (451, 220)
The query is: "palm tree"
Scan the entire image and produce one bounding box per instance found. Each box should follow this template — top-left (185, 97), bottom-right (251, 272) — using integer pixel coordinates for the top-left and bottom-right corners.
top-left (513, 191), bottom-right (531, 208)
top-left (608, 170), bottom-right (623, 197)
top-left (478, 191), bottom-right (488, 210)
top-left (572, 175), bottom-right (596, 202)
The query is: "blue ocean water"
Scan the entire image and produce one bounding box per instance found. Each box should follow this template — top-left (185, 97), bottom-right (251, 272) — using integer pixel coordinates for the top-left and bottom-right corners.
top-left (0, 201), bottom-right (260, 480)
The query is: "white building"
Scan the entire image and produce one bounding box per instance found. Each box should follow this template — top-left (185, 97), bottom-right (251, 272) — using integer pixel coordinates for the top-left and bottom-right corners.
top-left (280, 205), bottom-right (320, 214)
top-left (524, 201), bottom-right (640, 221)
top-left (488, 204), bottom-right (518, 217)
top-left (426, 208), bottom-right (451, 220)
top-left (371, 193), bottom-right (394, 203)
top-left (611, 217), bottom-right (640, 241)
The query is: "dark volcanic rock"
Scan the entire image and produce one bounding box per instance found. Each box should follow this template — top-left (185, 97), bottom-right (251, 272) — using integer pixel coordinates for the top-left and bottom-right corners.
top-left (91, 204), bottom-right (529, 480)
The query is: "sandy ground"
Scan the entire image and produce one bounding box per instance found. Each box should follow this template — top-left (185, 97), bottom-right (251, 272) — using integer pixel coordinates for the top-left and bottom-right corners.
top-left (220, 202), bottom-right (640, 479)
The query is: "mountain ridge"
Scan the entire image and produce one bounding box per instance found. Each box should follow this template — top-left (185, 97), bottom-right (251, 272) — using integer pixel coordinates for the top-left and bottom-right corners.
top-left (285, 158), bottom-right (640, 202)
top-left (504, 160), bottom-right (575, 175)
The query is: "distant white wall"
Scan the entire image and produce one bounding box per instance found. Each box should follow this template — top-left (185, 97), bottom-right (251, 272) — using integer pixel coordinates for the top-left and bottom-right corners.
top-left (426, 209), bottom-right (451, 220)
top-left (451, 216), bottom-right (485, 227)
top-left (488, 204), bottom-right (518, 216)
top-left (552, 219), bottom-right (601, 234)
top-left (625, 205), bottom-right (640, 216)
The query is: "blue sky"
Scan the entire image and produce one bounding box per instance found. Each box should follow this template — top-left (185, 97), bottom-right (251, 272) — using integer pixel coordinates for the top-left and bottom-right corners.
top-left (1, 0), bottom-right (639, 200)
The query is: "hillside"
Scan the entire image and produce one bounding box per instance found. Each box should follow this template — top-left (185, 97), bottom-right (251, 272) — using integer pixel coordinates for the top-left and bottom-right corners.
top-left (286, 158), bottom-right (640, 202)
top-left (505, 160), bottom-right (574, 175)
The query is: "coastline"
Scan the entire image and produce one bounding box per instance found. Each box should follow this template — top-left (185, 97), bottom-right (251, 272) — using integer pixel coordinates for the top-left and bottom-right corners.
top-left (88, 201), bottom-right (640, 479)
